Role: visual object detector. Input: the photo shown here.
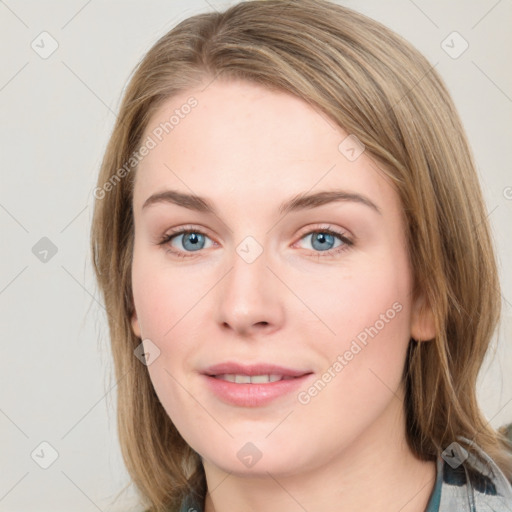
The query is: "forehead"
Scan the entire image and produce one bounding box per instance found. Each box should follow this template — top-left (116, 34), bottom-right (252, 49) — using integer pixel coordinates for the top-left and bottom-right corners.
top-left (133, 79), bottom-right (399, 218)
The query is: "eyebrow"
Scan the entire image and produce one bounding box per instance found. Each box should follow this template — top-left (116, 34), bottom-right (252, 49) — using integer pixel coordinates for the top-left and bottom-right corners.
top-left (142, 189), bottom-right (381, 216)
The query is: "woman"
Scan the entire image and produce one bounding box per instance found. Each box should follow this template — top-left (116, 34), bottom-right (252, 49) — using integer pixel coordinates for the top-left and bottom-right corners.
top-left (90, 1), bottom-right (512, 511)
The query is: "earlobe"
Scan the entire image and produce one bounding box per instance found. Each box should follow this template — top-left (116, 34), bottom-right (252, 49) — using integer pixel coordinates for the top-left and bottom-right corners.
top-left (411, 294), bottom-right (436, 342)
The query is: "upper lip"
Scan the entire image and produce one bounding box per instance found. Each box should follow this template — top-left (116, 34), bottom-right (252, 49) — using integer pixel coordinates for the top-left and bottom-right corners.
top-left (203, 362), bottom-right (312, 377)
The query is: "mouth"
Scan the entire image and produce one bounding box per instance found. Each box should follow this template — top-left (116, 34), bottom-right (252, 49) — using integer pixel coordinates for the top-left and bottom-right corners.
top-left (211, 373), bottom-right (298, 383)
top-left (203, 362), bottom-right (311, 380)
top-left (201, 362), bottom-right (314, 407)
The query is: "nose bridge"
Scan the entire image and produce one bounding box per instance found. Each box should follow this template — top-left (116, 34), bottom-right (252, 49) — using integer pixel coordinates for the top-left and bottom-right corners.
top-left (214, 234), bottom-right (284, 334)
top-left (226, 234), bottom-right (272, 306)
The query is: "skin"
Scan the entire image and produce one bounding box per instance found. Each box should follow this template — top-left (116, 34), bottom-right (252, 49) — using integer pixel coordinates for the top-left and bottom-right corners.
top-left (130, 79), bottom-right (437, 512)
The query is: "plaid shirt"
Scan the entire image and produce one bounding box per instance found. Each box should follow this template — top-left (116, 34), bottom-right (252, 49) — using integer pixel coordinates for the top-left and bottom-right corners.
top-left (425, 433), bottom-right (512, 512)
top-left (179, 427), bottom-right (512, 512)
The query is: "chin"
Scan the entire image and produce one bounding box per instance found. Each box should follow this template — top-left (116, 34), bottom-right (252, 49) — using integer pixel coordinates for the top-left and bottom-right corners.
top-left (198, 439), bottom-right (316, 478)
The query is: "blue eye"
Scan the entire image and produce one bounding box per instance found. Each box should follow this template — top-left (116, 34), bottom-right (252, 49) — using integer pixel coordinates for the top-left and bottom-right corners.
top-left (163, 230), bottom-right (213, 255)
top-left (159, 226), bottom-right (353, 259)
top-left (302, 231), bottom-right (341, 251)
top-left (295, 228), bottom-right (353, 258)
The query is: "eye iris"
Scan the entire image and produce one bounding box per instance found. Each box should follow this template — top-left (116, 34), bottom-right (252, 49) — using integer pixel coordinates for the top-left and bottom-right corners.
top-left (182, 233), bottom-right (204, 251)
top-left (311, 232), bottom-right (335, 251)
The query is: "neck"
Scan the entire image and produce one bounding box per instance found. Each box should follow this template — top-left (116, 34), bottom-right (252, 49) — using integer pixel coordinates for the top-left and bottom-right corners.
top-left (202, 392), bottom-right (436, 512)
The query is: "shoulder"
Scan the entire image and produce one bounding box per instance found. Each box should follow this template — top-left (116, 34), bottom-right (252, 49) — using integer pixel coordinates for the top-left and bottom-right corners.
top-left (437, 430), bottom-right (512, 511)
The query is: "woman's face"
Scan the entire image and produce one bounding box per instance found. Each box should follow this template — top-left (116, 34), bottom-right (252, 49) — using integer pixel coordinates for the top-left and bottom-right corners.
top-left (130, 79), bottom-right (434, 476)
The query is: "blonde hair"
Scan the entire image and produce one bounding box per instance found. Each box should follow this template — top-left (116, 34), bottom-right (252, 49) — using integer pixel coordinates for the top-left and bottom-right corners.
top-left (90, 1), bottom-right (512, 510)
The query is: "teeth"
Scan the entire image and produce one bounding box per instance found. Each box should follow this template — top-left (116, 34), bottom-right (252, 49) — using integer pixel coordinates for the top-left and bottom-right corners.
top-left (250, 374), bottom-right (274, 383)
top-left (217, 374), bottom-right (285, 383)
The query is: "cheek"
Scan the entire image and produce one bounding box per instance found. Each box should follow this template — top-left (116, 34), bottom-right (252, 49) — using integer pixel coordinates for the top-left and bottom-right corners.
top-left (297, 250), bottom-right (412, 405)
top-left (292, 256), bottom-right (410, 348)
top-left (295, 299), bottom-right (411, 451)
top-left (131, 249), bottom-right (206, 406)
top-left (131, 255), bottom-right (197, 426)
top-left (131, 246), bottom-right (185, 339)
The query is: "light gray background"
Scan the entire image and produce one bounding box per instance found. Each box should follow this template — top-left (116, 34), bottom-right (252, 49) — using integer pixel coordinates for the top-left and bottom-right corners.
top-left (1, 0), bottom-right (511, 510)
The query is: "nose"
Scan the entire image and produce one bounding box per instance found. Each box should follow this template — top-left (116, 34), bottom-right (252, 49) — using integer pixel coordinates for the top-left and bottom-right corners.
top-left (214, 242), bottom-right (285, 338)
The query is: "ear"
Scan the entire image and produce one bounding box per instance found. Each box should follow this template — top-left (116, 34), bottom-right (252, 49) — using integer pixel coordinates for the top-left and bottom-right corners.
top-left (131, 308), bottom-right (142, 338)
top-left (410, 292), bottom-right (436, 342)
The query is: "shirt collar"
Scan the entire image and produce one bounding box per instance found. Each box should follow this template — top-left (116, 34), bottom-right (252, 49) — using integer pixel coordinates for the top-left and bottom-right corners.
top-left (428, 437), bottom-right (512, 512)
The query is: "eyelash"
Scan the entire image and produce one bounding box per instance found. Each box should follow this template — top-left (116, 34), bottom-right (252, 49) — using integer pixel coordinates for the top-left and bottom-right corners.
top-left (157, 225), bottom-right (354, 259)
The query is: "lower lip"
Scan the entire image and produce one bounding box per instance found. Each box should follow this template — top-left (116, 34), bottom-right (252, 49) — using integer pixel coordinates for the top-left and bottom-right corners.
top-left (203, 374), bottom-right (313, 407)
